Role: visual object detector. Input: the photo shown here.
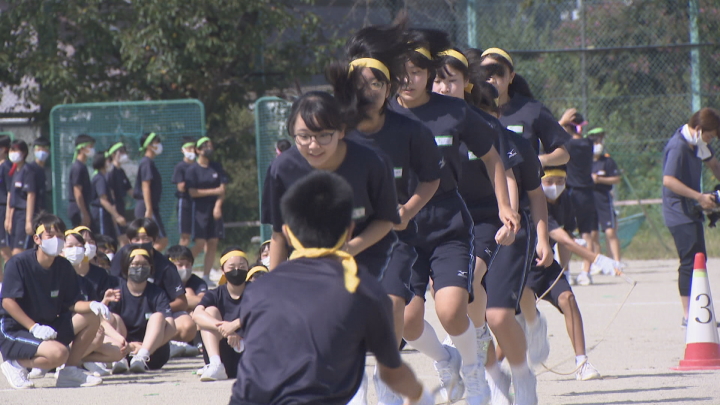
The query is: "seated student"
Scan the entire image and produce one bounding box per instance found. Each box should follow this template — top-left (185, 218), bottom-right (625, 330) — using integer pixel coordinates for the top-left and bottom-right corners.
top-left (247, 265), bottom-right (268, 282)
top-left (107, 247), bottom-right (176, 373)
top-left (230, 171), bottom-right (432, 405)
top-left (90, 152), bottom-right (126, 240)
top-left (192, 247), bottom-right (251, 382)
top-left (0, 213), bottom-right (109, 389)
top-left (95, 234), bottom-right (118, 263)
top-left (166, 245), bottom-right (206, 357)
top-left (94, 251), bottom-right (111, 272)
top-left (255, 240), bottom-right (270, 267)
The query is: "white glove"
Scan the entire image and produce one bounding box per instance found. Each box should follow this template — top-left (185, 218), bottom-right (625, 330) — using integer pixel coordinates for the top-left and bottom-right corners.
top-left (407, 389), bottom-right (434, 405)
top-left (594, 254), bottom-right (622, 276)
top-left (30, 324), bottom-right (57, 341)
top-left (89, 301), bottom-right (111, 320)
top-left (232, 339), bottom-right (245, 354)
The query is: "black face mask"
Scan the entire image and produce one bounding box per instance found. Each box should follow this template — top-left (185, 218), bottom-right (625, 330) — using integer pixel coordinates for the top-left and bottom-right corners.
top-left (128, 266), bottom-right (152, 283)
top-left (202, 149), bottom-right (214, 158)
top-left (225, 269), bottom-right (248, 286)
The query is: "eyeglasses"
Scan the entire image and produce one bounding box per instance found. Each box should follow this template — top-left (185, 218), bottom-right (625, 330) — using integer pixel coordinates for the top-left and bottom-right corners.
top-left (293, 131), bottom-right (336, 146)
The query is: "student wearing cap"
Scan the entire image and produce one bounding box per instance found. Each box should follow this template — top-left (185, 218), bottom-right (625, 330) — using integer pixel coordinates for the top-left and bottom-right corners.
top-left (68, 134), bottom-right (96, 228)
top-left (0, 135), bottom-right (12, 269)
top-left (5, 140), bottom-right (37, 255)
top-left (27, 137), bottom-right (51, 214)
top-left (185, 137), bottom-right (228, 284)
top-left (588, 128), bottom-right (623, 270)
top-left (133, 132), bottom-right (167, 252)
top-left (171, 137), bottom-right (197, 247)
top-left (105, 142), bottom-right (132, 246)
top-left (166, 245), bottom-right (205, 358)
top-left (192, 247), bottom-right (251, 381)
top-left (90, 151), bottom-right (126, 240)
top-left (0, 213), bottom-right (108, 389)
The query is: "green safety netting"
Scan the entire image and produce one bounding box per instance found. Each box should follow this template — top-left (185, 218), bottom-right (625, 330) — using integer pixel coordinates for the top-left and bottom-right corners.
top-left (599, 212), bottom-right (646, 249)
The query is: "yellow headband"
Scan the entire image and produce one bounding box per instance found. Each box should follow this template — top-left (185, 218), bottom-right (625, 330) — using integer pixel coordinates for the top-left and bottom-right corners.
top-left (464, 83), bottom-right (474, 93)
top-left (481, 47), bottom-right (514, 67)
top-left (247, 265), bottom-right (269, 280)
top-left (64, 229), bottom-right (82, 237)
top-left (130, 249), bottom-right (150, 258)
top-left (137, 227), bottom-right (147, 234)
top-left (438, 49), bottom-right (468, 67)
top-left (220, 250), bottom-right (248, 267)
top-left (414, 47), bottom-right (431, 60)
top-left (36, 224), bottom-right (46, 236)
top-left (348, 58), bottom-right (390, 81)
top-left (284, 225), bottom-right (359, 293)
top-left (73, 226), bottom-right (91, 234)
top-left (542, 169), bottom-right (567, 179)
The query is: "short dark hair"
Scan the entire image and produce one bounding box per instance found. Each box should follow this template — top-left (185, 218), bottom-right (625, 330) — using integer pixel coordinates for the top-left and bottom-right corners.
top-left (287, 91), bottom-right (348, 137)
top-left (275, 139), bottom-right (291, 153)
top-left (167, 245), bottom-right (194, 265)
top-left (10, 140), bottom-right (29, 160)
top-left (182, 136), bottom-right (196, 145)
top-left (280, 171), bottom-right (353, 248)
top-left (95, 234), bottom-right (118, 252)
top-left (92, 151), bottom-right (107, 170)
top-left (34, 137), bottom-right (50, 147)
top-left (126, 217), bottom-right (159, 241)
top-left (32, 212), bottom-right (67, 237)
top-left (689, 108), bottom-right (720, 134)
top-left (75, 134), bottom-right (95, 146)
top-left (0, 135), bottom-right (10, 150)
top-left (120, 243), bottom-right (155, 278)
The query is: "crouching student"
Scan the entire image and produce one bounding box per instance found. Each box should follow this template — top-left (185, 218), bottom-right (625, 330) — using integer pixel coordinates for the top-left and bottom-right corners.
top-left (166, 245), bottom-right (206, 357)
top-left (0, 213), bottom-right (109, 389)
top-left (108, 247), bottom-right (176, 373)
top-left (230, 172), bottom-right (433, 405)
top-left (191, 247), bottom-right (250, 382)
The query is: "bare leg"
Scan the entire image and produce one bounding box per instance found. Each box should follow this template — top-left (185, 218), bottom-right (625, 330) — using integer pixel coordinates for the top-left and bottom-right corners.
top-left (65, 312), bottom-right (101, 367)
top-left (199, 307), bottom-right (224, 358)
top-left (179, 233), bottom-right (191, 247)
top-left (590, 230), bottom-right (600, 255)
top-left (557, 291), bottom-right (586, 356)
top-left (605, 227), bottom-right (622, 262)
top-left (173, 314), bottom-right (197, 342)
top-left (518, 287), bottom-right (537, 325)
top-left (203, 238), bottom-right (219, 277)
top-left (389, 295), bottom-right (405, 347)
top-left (581, 232), bottom-right (593, 273)
top-left (486, 308), bottom-right (526, 365)
top-left (17, 341), bottom-right (69, 370)
top-left (142, 313), bottom-right (171, 354)
top-left (467, 259), bottom-right (488, 327)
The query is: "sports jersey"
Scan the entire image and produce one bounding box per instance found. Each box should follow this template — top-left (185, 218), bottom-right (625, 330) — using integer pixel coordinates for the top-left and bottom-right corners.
top-left (9, 164), bottom-right (36, 210)
top-left (565, 137), bottom-right (595, 188)
top-left (108, 281), bottom-right (172, 339)
top-left (171, 161), bottom-right (193, 201)
top-left (133, 157), bottom-right (162, 208)
top-left (498, 94), bottom-right (570, 154)
top-left (185, 161), bottom-right (229, 211)
top-left (198, 284), bottom-right (242, 322)
top-left (107, 165), bottom-right (131, 217)
top-left (185, 274), bottom-right (208, 295)
top-left (592, 154), bottom-right (620, 193)
top-left (68, 159), bottom-right (92, 213)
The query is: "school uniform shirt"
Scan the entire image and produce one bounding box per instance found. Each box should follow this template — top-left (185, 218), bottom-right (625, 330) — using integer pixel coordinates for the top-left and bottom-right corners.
top-left (185, 274), bottom-right (208, 295)
top-left (110, 244), bottom-right (185, 301)
top-left (68, 159), bottom-right (92, 211)
top-left (184, 161), bottom-right (229, 212)
top-left (499, 94), bottom-right (570, 155)
top-left (171, 161), bottom-right (193, 201)
top-left (592, 155), bottom-right (619, 193)
top-left (9, 164), bottom-right (36, 210)
top-left (91, 171), bottom-right (114, 208)
top-left (388, 93), bottom-right (496, 196)
top-left (565, 138), bottom-right (595, 188)
top-left (108, 281), bottom-right (172, 339)
top-left (198, 284), bottom-right (241, 321)
top-left (107, 166), bottom-right (131, 217)
top-left (133, 157), bottom-right (162, 208)
top-left (662, 129), bottom-right (712, 227)
top-left (547, 193), bottom-right (573, 245)
top-left (0, 160), bottom-right (12, 206)
top-left (83, 264), bottom-right (115, 301)
top-left (27, 161), bottom-right (47, 212)
top-left (509, 131), bottom-right (543, 210)
top-left (346, 110), bottom-right (442, 205)
top-left (0, 250), bottom-right (82, 325)
top-left (230, 257), bottom-right (401, 405)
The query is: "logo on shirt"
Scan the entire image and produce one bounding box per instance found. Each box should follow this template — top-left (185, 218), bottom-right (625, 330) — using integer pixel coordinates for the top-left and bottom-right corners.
top-left (507, 125), bottom-right (523, 134)
top-left (457, 270), bottom-right (468, 278)
top-left (507, 149), bottom-right (518, 158)
top-left (439, 158), bottom-right (446, 169)
top-left (468, 151), bottom-right (478, 161)
top-left (147, 277), bottom-right (155, 283)
top-left (50, 290), bottom-right (59, 298)
top-left (434, 135), bottom-right (453, 146)
top-left (145, 313), bottom-right (153, 320)
top-left (14, 182), bottom-right (22, 188)
top-left (393, 168), bottom-right (403, 179)
top-left (212, 173), bottom-right (218, 178)
top-left (352, 207), bottom-right (366, 220)
top-left (175, 285), bottom-right (183, 292)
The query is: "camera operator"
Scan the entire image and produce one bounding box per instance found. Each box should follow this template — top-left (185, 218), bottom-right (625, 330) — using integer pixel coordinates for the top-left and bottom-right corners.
top-left (662, 107), bottom-right (720, 325)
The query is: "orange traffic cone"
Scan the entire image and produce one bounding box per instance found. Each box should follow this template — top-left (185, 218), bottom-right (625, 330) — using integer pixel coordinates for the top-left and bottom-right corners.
top-left (674, 253), bottom-right (720, 370)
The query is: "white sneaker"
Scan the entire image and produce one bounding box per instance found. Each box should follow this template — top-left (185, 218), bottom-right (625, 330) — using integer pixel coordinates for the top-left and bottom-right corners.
top-left (129, 354), bottom-right (149, 373)
top-left (169, 341), bottom-right (187, 358)
top-left (512, 369), bottom-right (538, 405)
top-left (197, 364), bottom-right (209, 377)
top-left (27, 367), bottom-right (47, 379)
top-left (576, 361), bottom-right (601, 381)
top-left (111, 359), bottom-right (129, 374)
top-left (347, 372), bottom-right (368, 405)
top-left (475, 324), bottom-right (492, 366)
top-left (200, 363), bottom-right (228, 382)
top-left (83, 362), bottom-right (110, 377)
top-left (589, 263), bottom-right (603, 276)
top-left (574, 238), bottom-right (587, 247)
top-left (486, 367), bottom-right (511, 405)
top-left (575, 272), bottom-right (592, 286)
top-left (56, 365), bottom-right (103, 387)
top-left (525, 311), bottom-right (550, 367)
top-left (184, 343), bottom-right (200, 357)
top-left (433, 345), bottom-right (465, 403)
top-left (462, 363), bottom-right (490, 405)
top-left (373, 364), bottom-right (403, 405)
top-left (1, 360), bottom-right (34, 389)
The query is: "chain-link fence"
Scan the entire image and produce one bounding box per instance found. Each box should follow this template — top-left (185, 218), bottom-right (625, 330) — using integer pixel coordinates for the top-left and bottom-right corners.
top-left (49, 100), bottom-right (206, 244)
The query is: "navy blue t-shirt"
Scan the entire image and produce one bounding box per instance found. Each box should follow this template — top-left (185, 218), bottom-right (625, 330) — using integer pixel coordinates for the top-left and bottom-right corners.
top-left (547, 192), bottom-right (572, 236)
top-left (171, 161), bottom-right (193, 200)
top-left (230, 257), bottom-right (401, 405)
top-left (509, 131), bottom-right (543, 210)
top-left (110, 244), bottom-right (185, 301)
top-left (185, 161), bottom-right (229, 211)
top-left (198, 284), bottom-right (242, 322)
top-left (107, 166), bottom-right (131, 216)
top-left (346, 110), bottom-right (442, 204)
top-left (133, 157), bottom-right (162, 208)
top-left (27, 161), bottom-right (47, 212)
top-left (83, 264), bottom-right (114, 301)
top-left (592, 155), bottom-right (620, 193)
top-left (108, 281), bottom-right (172, 339)
top-left (565, 137), bottom-right (595, 188)
top-left (388, 93), bottom-right (495, 196)
top-left (0, 250), bottom-right (82, 324)
top-left (499, 94), bottom-right (570, 155)
top-left (0, 160), bottom-right (11, 206)
top-left (91, 172), bottom-right (114, 207)
top-left (185, 274), bottom-right (208, 295)
top-left (68, 160), bottom-right (92, 207)
top-left (10, 164), bottom-right (37, 210)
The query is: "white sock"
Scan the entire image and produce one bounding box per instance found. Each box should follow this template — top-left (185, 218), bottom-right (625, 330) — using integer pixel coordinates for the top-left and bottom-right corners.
top-left (209, 355), bottom-right (222, 365)
top-left (575, 355), bottom-right (588, 366)
top-left (450, 318), bottom-right (478, 367)
top-left (9, 360), bottom-right (24, 370)
top-left (407, 321), bottom-right (450, 362)
top-left (486, 361), bottom-right (503, 381)
top-left (526, 310), bottom-right (539, 328)
top-left (509, 362), bottom-right (531, 380)
top-left (137, 348), bottom-right (150, 359)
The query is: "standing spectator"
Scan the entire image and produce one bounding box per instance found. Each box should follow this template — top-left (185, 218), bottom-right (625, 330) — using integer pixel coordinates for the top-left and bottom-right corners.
top-left (0, 136), bottom-right (11, 272)
top-left (68, 134), bottom-right (95, 228)
top-left (105, 142), bottom-right (132, 246)
top-left (90, 152), bottom-right (126, 240)
top-left (27, 137), bottom-right (51, 214)
top-left (5, 141), bottom-right (36, 255)
top-left (133, 132), bottom-right (167, 252)
top-left (171, 137), bottom-right (197, 247)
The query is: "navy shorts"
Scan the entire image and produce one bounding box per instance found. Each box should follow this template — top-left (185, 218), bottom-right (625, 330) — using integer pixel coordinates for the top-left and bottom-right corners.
top-left (525, 260), bottom-right (572, 313)
top-left (593, 190), bottom-right (616, 231)
top-left (91, 205), bottom-right (118, 239)
top-left (356, 231), bottom-right (396, 280)
top-left (10, 209), bottom-right (32, 250)
top-left (472, 216), bottom-right (503, 267)
top-left (0, 312), bottom-right (75, 361)
top-left (177, 198), bottom-right (193, 236)
top-left (134, 201), bottom-right (167, 238)
top-left (201, 337), bottom-right (241, 378)
top-left (382, 233), bottom-right (416, 303)
top-left (485, 210), bottom-right (536, 310)
top-left (0, 205), bottom-right (9, 248)
top-left (567, 187), bottom-right (598, 234)
top-left (409, 191), bottom-right (474, 301)
top-left (193, 207), bottom-right (224, 240)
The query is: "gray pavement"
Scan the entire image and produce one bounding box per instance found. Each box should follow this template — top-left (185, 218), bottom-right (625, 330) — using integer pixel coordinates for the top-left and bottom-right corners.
top-left (2, 258), bottom-right (720, 404)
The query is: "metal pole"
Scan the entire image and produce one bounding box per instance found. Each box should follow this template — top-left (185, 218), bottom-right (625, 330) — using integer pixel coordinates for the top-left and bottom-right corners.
top-left (467, 0), bottom-right (477, 48)
top-left (689, 0), bottom-right (701, 112)
top-left (579, 0), bottom-right (588, 116)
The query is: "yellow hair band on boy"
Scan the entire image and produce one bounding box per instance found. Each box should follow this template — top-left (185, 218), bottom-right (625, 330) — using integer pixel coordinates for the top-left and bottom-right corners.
top-left (73, 226), bottom-right (91, 234)
top-left (542, 169), bottom-right (567, 179)
top-left (438, 49), bottom-right (468, 67)
top-left (284, 225), bottom-right (359, 293)
top-left (481, 47), bottom-right (514, 67)
top-left (196, 137), bottom-right (211, 148)
top-left (137, 227), bottom-right (147, 234)
top-left (464, 83), bottom-right (474, 93)
top-left (64, 229), bottom-right (82, 237)
top-left (414, 47), bottom-right (431, 59)
top-left (35, 224), bottom-right (46, 236)
top-left (348, 58), bottom-right (390, 81)
top-left (220, 250), bottom-right (248, 267)
top-left (130, 249), bottom-right (150, 258)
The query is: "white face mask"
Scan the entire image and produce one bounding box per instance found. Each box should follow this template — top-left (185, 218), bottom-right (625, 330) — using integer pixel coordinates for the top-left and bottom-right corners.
top-left (593, 144), bottom-right (604, 155)
top-left (177, 266), bottom-right (192, 283)
top-left (543, 184), bottom-right (565, 201)
top-left (85, 243), bottom-right (97, 260)
top-left (183, 151), bottom-right (197, 161)
top-left (118, 154), bottom-right (130, 163)
top-left (261, 257), bottom-right (270, 267)
top-left (8, 152), bottom-right (22, 163)
top-left (63, 246), bottom-right (86, 266)
top-left (85, 147), bottom-right (96, 158)
top-left (34, 150), bottom-right (49, 162)
top-left (107, 252), bottom-right (115, 262)
top-left (153, 143), bottom-right (163, 155)
top-left (40, 237), bottom-right (65, 257)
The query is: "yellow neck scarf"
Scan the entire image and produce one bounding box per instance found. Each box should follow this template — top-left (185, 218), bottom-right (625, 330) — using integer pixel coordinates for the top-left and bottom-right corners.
top-left (284, 225), bottom-right (359, 293)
